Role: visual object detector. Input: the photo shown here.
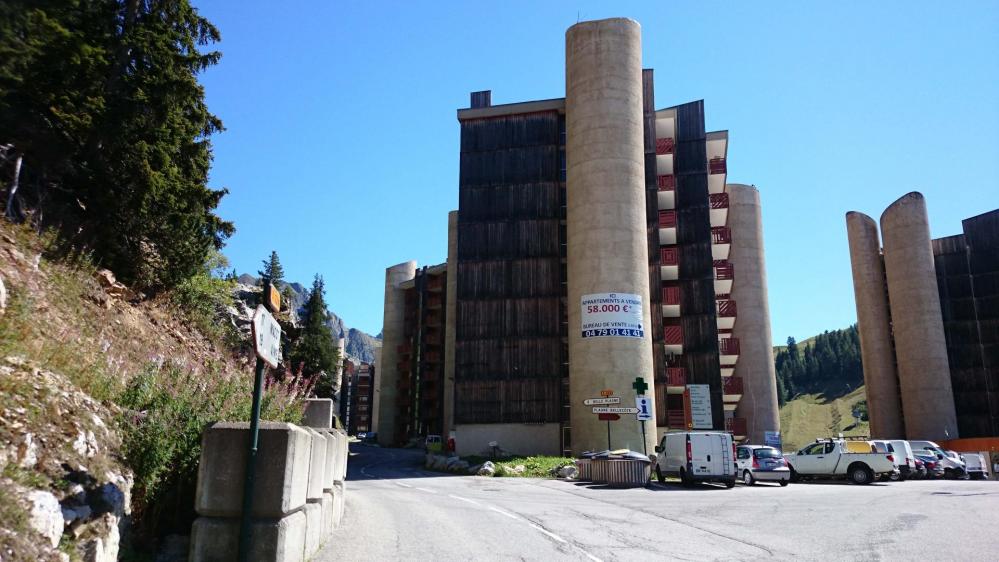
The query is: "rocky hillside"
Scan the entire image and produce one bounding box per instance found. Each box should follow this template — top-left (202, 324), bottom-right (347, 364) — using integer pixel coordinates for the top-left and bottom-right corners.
top-left (0, 223), bottom-right (303, 560)
top-left (236, 274), bottom-right (381, 364)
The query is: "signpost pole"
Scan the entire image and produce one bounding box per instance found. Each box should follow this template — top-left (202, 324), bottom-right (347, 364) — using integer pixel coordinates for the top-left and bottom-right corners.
top-left (606, 420), bottom-right (611, 450)
top-left (237, 357), bottom-right (266, 562)
top-left (640, 420), bottom-right (647, 456)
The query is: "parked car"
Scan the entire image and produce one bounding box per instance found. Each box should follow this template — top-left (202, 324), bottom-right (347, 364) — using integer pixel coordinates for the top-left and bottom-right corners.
top-left (783, 438), bottom-right (896, 485)
top-left (735, 445), bottom-right (790, 486)
top-left (871, 441), bottom-right (902, 481)
top-left (654, 431), bottom-right (737, 488)
top-left (888, 440), bottom-right (917, 480)
top-left (914, 453), bottom-right (945, 479)
top-left (424, 434), bottom-right (443, 453)
top-left (963, 453), bottom-right (988, 480)
top-left (910, 441), bottom-right (967, 479)
top-left (911, 457), bottom-right (928, 479)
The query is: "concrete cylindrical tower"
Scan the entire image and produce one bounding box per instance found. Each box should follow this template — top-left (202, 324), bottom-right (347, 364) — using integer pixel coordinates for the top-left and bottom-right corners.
top-left (880, 192), bottom-right (958, 441)
top-left (846, 211), bottom-right (906, 438)
top-left (727, 184), bottom-right (780, 445)
top-left (443, 211), bottom-right (459, 439)
top-left (370, 346), bottom-right (382, 433)
top-left (376, 260), bottom-right (416, 446)
top-left (566, 18), bottom-right (656, 455)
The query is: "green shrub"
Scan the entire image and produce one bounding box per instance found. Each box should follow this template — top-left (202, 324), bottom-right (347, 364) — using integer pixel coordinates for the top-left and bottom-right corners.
top-left (169, 251), bottom-right (238, 344)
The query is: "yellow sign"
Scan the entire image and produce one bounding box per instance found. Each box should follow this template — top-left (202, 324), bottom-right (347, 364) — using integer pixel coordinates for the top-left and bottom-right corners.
top-left (600, 389), bottom-right (614, 398)
top-left (264, 284), bottom-right (281, 313)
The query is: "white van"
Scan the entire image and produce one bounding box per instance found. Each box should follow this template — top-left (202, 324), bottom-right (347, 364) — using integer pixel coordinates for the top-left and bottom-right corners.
top-left (888, 440), bottom-right (916, 480)
top-left (910, 440), bottom-right (967, 479)
top-left (654, 431), bottom-right (737, 488)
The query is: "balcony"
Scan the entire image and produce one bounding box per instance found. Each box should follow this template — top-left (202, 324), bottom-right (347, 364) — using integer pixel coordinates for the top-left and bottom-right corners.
top-left (713, 260), bottom-right (734, 295)
top-left (719, 337), bottom-right (740, 367)
top-left (723, 376), bottom-right (744, 399)
top-left (664, 324), bottom-right (683, 355)
top-left (423, 350), bottom-right (442, 363)
top-left (666, 409), bottom-right (686, 428)
top-left (657, 175), bottom-right (675, 210)
top-left (725, 417), bottom-right (747, 438)
top-left (711, 226), bottom-right (731, 260)
top-left (658, 210), bottom-right (677, 245)
top-left (716, 299), bottom-right (737, 330)
top-left (426, 275), bottom-right (444, 292)
top-left (424, 333), bottom-right (442, 346)
top-left (424, 312), bottom-right (442, 328)
top-left (655, 137), bottom-right (675, 155)
top-left (666, 367), bottom-right (686, 392)
top-left (709, 157), bottom-right (727, 175)
top-left (660, 246), bottom-right (679, 281)
top-left (709, 192), bottom-right (729, 227)
top-left (426, 295), bottom-right (443, 310)
top-left (661, 286), bottom-right (680, 317)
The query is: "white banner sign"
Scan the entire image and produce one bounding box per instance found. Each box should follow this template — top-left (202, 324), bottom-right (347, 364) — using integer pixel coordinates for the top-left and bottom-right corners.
top-left (583, 397), bottom-right (621, 406)
top-left (580, 293), bottom-right (644, 339)
top-left (687, 384), bottom-right (712, 429)
top-left (252, 305), bottom-right (282, 368)
top-left (592, 406), bottom-right (640, 414)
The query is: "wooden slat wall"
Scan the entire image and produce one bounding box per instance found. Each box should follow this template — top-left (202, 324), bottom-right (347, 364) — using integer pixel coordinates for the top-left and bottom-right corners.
top-left (673, 100), bottom-right (724, 430)
top-left (456, 111), bottom-right (565, 424)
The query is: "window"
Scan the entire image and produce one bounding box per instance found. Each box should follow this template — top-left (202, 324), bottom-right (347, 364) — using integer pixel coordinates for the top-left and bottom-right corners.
top-left (737, 448), bottom-right (750, 460)
top-left (802, 443), bottom-right (825, 455)
top-left (753, 447), bottom-right (781, 459)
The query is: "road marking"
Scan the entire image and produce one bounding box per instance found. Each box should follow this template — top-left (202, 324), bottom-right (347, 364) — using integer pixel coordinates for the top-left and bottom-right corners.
top-left (528, 523), bottom-right (566, 543)
top-left (488, 506), bottom-right (520, 520)
top-left (448, 494), bottom-right (481, 506)
top-left (414, 487), bottom-right (433, 493)
top-left (394, 482), bottom-right (412, 488)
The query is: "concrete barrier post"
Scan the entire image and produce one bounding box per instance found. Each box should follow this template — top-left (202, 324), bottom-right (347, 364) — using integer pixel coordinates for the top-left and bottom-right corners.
top-left (303, 398), bottom-right (335, 429)
top-left (302, 429), bottom-right (327, 558)
top-left (190, 422), bottom-right (311, 562)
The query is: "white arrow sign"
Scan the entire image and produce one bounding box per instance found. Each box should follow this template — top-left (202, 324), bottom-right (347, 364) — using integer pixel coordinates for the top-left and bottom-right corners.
top-left (592, 406), bottom-right (640, 414)
top-left (583, 397), bottom-right (621, 406)
top-left (252, 305), bottom-right (282, 368)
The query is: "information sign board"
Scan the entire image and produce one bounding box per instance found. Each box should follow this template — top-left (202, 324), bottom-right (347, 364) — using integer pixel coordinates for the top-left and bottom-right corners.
top-left (580, 293), bottom-right (644, 338)
top-left (584, 397), bottom-right (621, 406)
top-left (252, 305), bottom-right (282, 368)
top-left (635, 395), bottom-right (653, 421)
top-left (686, 384), bottom-right (712, 429)
top-left (592, 406), bottom-right (640, 414)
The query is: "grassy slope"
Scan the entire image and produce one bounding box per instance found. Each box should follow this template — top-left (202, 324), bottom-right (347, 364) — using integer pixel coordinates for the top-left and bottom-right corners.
top-left (779, 386), bottom-right (869, 452)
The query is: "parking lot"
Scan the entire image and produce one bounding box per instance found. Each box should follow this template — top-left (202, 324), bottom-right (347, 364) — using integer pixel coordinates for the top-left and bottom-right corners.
top-left (323, 445), bottom-right (999, 562)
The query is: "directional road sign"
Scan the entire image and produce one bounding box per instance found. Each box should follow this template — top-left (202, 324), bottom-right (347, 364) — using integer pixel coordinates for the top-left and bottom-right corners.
top-left (583, 397), bottom-right (621, 406)
top-left (252, 305), bottom-right (282, 368)
top-left (598, 413), bottom-right (621, 421)
top-left (635, 395), bottom-right (653, 421)
top-left (592, 406), bottom-right (640, 414)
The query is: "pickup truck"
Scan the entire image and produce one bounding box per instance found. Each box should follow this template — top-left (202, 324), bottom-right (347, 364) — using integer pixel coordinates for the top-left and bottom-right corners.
top-left (783, 438), bottom-right (896, 485)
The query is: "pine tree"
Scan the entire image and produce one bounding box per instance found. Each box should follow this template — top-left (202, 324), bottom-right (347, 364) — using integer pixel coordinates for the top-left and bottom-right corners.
top-left (258, 250), bottom-right (285, 286)
top-left (291, 275), bottom-right (339, 396)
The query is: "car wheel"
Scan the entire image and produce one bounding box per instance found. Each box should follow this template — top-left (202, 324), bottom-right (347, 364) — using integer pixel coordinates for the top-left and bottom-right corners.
top-left (680, 468), bottom-right (692, 488)
top-left (779, 479), bottom-right (789, 487)
top-left (656, 466), bottom-right (665, 485)
top-left (789, 467), bottom-right (799, 483)
top-left (889, 471), bottom-right (900, 482)
top-left (944, 468), bottom-right (955, 480)
top-left (850, 466), bottom-right (873, 485)
top-left (725, 478), bottom-right (736, 489)
top-left (743, 470), bottom-right (755, 486)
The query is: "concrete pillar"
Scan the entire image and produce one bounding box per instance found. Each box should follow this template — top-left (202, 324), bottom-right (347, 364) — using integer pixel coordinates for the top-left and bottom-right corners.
top-left (443, 211), bottom-right (459, 439)
top-left (880, 192), bottom-right (958, 441)
top-left (727, 184), bottom-right (780, 445)
top-left (846, 211), bottom-right (906, 438)
top-left (376, 261), bottom-right (417, 446)
top-left (566, 18), bottom-right (657, 454)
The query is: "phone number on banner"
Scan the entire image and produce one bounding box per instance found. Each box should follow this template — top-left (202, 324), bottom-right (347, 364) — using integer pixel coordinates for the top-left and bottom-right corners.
top-left (582, 328), bottom-right (644, 339)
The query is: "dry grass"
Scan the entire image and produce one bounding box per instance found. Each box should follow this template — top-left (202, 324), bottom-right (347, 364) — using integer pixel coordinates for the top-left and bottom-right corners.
top-left (779, 386), bottom-right (870, 451)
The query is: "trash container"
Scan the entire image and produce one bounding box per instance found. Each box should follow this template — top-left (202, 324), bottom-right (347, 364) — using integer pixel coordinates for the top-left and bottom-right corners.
top-left (604, 458), bottom-right (651, 488)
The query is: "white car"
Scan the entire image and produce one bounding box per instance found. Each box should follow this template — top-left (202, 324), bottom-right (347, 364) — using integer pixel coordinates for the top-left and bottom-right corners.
top-left (871, 440), bottom-right (902, 481)
top-left (654, 432), bottom-right (737, 488)
top-left (963, 453), bottom-right (988, 480)
top-left (735, 445), bottom-right (790, 486)
top-left (784, 438), bottom-right (896, 485)
top-left (910, 441), bottom-right (967, 479)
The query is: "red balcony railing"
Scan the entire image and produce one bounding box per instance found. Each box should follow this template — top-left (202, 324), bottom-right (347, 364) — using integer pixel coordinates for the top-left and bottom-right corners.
top-left (725, 417), bottom-right (747, 436)
top-left (709, 192), bottom-right (729, 209)
top-left (662, 286), bottom-right (680, 306)
top-left (656, 137), bottom-right (675, 155)
top-left (660, 247), bottom-right (679, 266)
top-left (424, 312), bottom-right (442, 327)
top-left (711, 226), bottom-right (732, 244)
top-left (714, 260), bottom-right (734, 280)
top-left (664, 325), bottom-right (684, 346)
top-left (423, 350), bottom-right (442, 363)
top-left (657, 174), bottom-right (676, 191)
top-left (717, 300), bottom-right (737, 318)
top-left (666, 367), bottom-right (686, 386)
top-left (709, 157), bottom-right (727, 175)
top-left (658, 210), bottom-right (677, 229)
top-left (719, 337), bottom-right (741, 356)
top-left (426, 275), bottom-right (444, 292)
top-left (426, 295), bottom-right (443, 309)
top-left (667, 410), bottom-right (686, 428)
top-left (424, 333), bottom-right (442, 346)
top-left (724, 376), bottom-right (744, 396)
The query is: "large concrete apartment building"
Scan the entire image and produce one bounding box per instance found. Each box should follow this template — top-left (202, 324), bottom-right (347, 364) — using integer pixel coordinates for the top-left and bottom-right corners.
top-left (377, 18), bottom-right (780, 456)
top-left (847, 193), bottom-right (999, 443)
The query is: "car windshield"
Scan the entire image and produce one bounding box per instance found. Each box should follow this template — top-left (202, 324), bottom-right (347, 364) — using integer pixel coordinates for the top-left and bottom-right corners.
top-left (753, 448), bottom-right (781, 459)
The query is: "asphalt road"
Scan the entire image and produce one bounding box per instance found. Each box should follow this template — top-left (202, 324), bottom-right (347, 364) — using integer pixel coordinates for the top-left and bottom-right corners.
top-left (315, 444), bottom-right (999, 561)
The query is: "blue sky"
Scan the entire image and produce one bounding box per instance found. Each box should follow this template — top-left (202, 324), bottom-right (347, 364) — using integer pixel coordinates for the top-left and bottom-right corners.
top-left (194, 1), bottom-right (999, 341)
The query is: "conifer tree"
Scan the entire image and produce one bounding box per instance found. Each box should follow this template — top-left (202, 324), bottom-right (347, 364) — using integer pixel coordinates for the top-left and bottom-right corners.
top-left (258, 251), bottom-right (285, 286)
top-left (291, 275), bottom-right (339, 396)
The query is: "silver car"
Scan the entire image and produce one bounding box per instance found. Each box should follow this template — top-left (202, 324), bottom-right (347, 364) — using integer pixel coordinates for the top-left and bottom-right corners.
top-left (736, 445), bottom-right (791, 486)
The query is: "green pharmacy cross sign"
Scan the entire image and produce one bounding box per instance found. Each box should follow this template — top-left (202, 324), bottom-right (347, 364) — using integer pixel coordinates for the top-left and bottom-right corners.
top-left (632, 377), bottom-right (648, 395)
